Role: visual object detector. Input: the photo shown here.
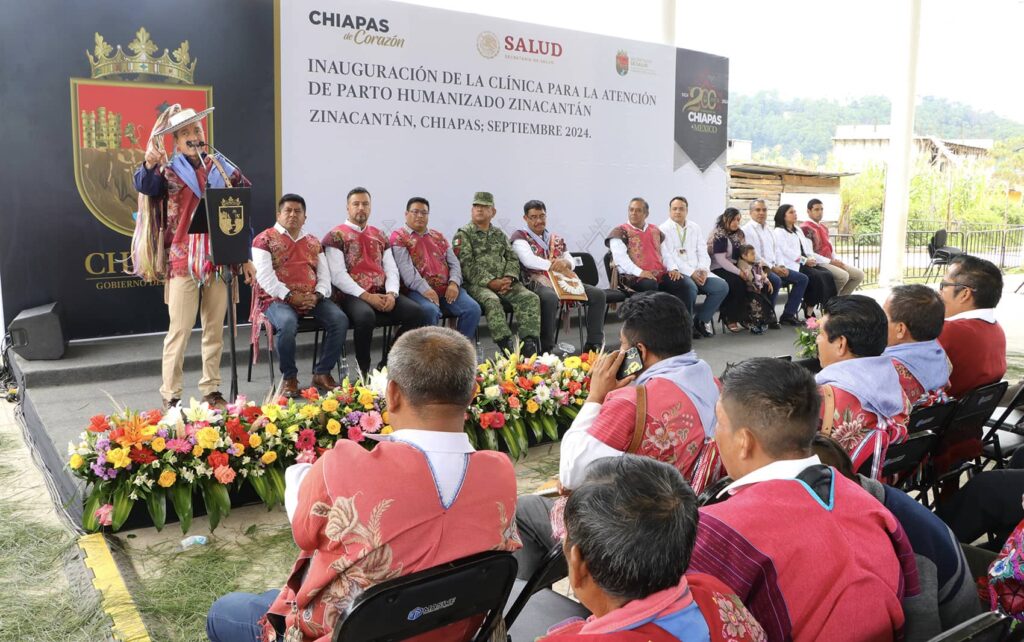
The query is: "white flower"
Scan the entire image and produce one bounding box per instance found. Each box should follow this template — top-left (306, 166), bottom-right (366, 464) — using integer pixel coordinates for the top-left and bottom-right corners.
top-left (144, 478), bottom-right (154, 488)
top-left (537, 354), bottom-right (561, 368)
top-left (133, 476), bottom-right (147, 486)
top-left (183, 398), bottom-right (211, 423)
top-left (240, 469), bottom-right (249, 477)
top-left (181, 469), bottom-right (195, 483)
top-left (129, 492), bottom-right (139, 501)
top-left (67, 442), bottom-right (77, 456)
top-left (242, 456), bottom-right (251, 465)
top-left (535, 384), bottom-right (551, 402)
top-left (484, 385), bottom-right (501, 400)
top-left (369, 368), bottom-right (389, 398)
top-left (161, 405), bottom-right (183, 426)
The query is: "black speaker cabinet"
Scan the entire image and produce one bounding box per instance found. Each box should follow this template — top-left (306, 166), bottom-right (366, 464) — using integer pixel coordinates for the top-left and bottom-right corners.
top-left (9, 302), bottom-right (67, 360)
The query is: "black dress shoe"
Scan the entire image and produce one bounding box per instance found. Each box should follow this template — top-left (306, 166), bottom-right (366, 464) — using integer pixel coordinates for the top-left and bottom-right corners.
top-left (779, 315), bottom-right (801, 327)
top-left (694, 320), bottom-right (714, 338)
top-left (521, 337), bottom-right (540, 357)
top-left (692, 328), bottom-right (702, 339)
top-left (768, 321), bottom-right (781, 330)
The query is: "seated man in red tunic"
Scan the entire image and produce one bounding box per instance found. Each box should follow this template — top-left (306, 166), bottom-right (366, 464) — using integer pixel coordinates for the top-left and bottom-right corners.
top-left (882, 284), bottom-right (951, 409)
top-left (606, 197), bottom-right (690, 306)
top-left (252, 194), bottom-right (349, 397)
top-left (323, 187), bottom-right (430, 375)
top-left (690, 358), bottom-right (919, 642)
top-left (515, 292), bottom-right (721, 579)
top-left (936, 254), bottom-right (1006, 398)
top-left (539, 455), bottom-right (764, 642)
top-left (815, 295), bottom-right (911, 479)
top-left (206, 327), bottom-right (521, 642)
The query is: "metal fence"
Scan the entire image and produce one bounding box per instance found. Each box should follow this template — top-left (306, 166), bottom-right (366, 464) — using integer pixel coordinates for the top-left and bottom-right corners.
top-left (831, 225), bottom-right (1024, 287)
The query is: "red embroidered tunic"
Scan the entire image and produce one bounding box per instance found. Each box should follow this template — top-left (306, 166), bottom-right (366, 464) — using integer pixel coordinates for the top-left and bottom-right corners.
top-left (251, 227), bottom-right (323, 315)
top-left (607, 224), bottom-right (667, 283)
top-left (322, 225), bottom-right (389, 294)
top-left (509, 229), bottom-right (568, 287)
top-left (799, 220), bottom-right (834, 258)
top-left (389, 227), bottom-right (450, 295)
top-left (893, 360), bottom-right (950, 409)
top-left (820, 384), bottom-right (911, 479)
top-left (264, 440), bottom-right (521, 642)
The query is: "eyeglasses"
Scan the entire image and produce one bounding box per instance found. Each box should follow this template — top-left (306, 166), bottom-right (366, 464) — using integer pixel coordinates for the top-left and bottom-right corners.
top-left (525, 213), bottom-right (546, 221)
top-left (407, 209), bottom-right (429, 216)
top-left (939, 280), bottom-right (975, 291)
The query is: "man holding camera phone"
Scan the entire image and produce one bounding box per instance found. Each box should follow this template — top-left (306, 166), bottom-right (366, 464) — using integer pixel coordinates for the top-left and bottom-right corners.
top-left (513, 292), bottom-right (722, 579)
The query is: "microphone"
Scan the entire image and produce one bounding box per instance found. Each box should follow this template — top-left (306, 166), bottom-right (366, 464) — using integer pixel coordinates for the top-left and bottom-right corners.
top-left (186, 140), bottom-right (208, 149)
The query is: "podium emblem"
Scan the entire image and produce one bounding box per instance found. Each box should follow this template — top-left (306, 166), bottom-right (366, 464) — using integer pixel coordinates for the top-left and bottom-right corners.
top-left (218, 196), bottom-right (244, 236)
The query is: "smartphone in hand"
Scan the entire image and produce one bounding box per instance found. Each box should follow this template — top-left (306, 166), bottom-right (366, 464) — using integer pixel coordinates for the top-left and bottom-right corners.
top-left (616, 347), bottom-right (644, 380)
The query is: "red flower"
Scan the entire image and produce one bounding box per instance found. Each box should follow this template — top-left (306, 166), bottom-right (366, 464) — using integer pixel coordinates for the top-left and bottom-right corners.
top-left (534, 363), bottom-right (550, 375)
top-left (239, 406), bottom-right (262, 423)
top-left (129, 447), bottom-right (157, 465)
top-left (500, 381), bottom-right (518, 395)
top-left (336, 388), bottom-right (353, 404)
top-left (141, 409), bottom-right (163, 424)
top-left (581, 352), bottom-right (591, 363)
top-left (207, 450), bottom-right (229, 469)
top-left (348, 426), bottom-right (365, 442)
top-left (88, 415), bottom-right (110, 433)
top-left (301, 387), bottom-right (320, 401)
top-left (480, 411), bottom-right (506, 429)
top-left (225, 418), bottom-right (248, 445)
top-left (567, 381), bottom-right (582, 395)
top-left (517, 376), bottom-right (534, 391)
top-left (296, 429), bottom-right (316, 450)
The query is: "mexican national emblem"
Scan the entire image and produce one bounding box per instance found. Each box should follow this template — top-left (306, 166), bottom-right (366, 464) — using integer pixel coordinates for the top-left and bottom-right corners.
top-left (615, 50), bottom-right (630, 76)
top-left (71, 27), bottom-right (213, 236)
top-left (218, 196), bottom-right (244, 236)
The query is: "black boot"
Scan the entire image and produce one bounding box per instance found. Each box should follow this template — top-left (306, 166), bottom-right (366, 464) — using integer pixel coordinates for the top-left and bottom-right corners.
top-left (495, 337), bottom-right (514, 355)
top-left (521, 337), bottom-right (540, 357)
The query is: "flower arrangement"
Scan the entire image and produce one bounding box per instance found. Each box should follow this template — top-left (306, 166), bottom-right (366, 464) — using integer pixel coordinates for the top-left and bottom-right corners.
top-left (68, 352), bottom-right (593, 533)
top-left (794, 316), bottom-right (820, 358)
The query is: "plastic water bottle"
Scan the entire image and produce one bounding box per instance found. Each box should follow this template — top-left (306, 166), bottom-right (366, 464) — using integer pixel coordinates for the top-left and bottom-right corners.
top-left (181, 535), bottom-right (208, 550)
top-left (476, 339), bottom-right (486, 364)
top-left (555, 342), bottom-right (576, 357)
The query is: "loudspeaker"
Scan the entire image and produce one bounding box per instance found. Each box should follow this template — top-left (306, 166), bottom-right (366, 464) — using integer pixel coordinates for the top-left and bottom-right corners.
top-left (9, 302), bottom-right (67, 360)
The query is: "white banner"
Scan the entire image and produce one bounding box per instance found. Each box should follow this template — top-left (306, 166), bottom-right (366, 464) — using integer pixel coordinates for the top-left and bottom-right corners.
top-left (280, 0), bottom-right (728, 281)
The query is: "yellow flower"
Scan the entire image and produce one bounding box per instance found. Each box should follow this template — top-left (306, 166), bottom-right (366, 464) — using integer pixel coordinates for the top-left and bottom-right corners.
top-left (326, 419), bottom-right (341, 435)
top-left (248, 433), bottom-right (263, 448)
top-left (261, 404), bottom-right (280, 421)
top-left (286, 424), bottom-right (299, 434)
top-left (478, 362), bottom-right (491, 373)
top-left (107, 447), bottom-right (131, 469)
top-left (142, 425), bottom-right (158, 437)
top-left (526, 399), bottom-right (540, 414)
top-left (232, 443), bottom-right (245, 456)
top-left (381, 411), bottom-right (389, 425)
top-left (69, 454), bottom-right (84, 469)
top-left (151, 437), bottom-right (166, 452)
top-left (575, 397), bottom-right (584, 406)
top-left (265, 423), bottom-right (279, 436)
top-left (321, 398), bottom-right (339, 413)
top-left (157, 470), bottom-right (177, 487)
top-left (381, 426), bottom-right (393, 435)
top-left (261, 451), bottom-right (277, 465)
top-left (531, 375), bottom-right (543, 384)
top-left (196, 427), bottom-right (220, 450)
top-left (300, 405), bottom-right (321, 419)
top-left (192, 445), bottom-right (204, 457)
top-left (563, 356), bottom-right (582, 369)
top-left (357, 388), bottom-right (374, 408)
top-left (581, 362), bottom-right (591, 372)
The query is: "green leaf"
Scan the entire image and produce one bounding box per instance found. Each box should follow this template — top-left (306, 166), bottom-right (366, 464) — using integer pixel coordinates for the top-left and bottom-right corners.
top-left (463, 421), bottom-right (479, 449)
top-left (523, 416), bottom-right (543, 441)
top-left (110, 484), bottom-right (135, 532)
top-left (145, 487), bottom-right (167, 532)
top-left (169, 483), bottom-right (194, 534)
top-left (500, 425), bottom-right (521, 460)
top-left (478, 425), bottom-right (499, 452)
top-left (81, 487), bottom-right (105, 533)
top-left (265, 465), bottom-right (286, 507)
top-left (541, 415), bottom-right (559, 441)
top-left (200, 481), bottom-right (223, 532)
top-left (248, 474), bottom-right (276, 510)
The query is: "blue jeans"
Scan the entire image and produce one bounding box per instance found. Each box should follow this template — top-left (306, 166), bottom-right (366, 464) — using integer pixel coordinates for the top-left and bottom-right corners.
top-left (265, 299), bottom-right (349, 379)
top-left (679, 274), bottom-right (729, 324)
top-left (766, 269), bottom-right (809, 318)
top-left (406, 288), bottom-right (482, 339)
top-left (207, 589), bottom-right (281, 642)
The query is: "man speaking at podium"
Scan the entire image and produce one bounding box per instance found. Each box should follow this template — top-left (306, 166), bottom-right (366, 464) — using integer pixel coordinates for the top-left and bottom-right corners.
top-left (133, 104), bottom-right (255, 410)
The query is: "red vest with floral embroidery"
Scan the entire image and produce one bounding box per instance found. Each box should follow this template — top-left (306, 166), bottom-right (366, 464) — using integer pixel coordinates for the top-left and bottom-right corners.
top-left (820, 382), bottom-right (910, 479)
top-left (322, 224), bottom-right (388, 294)
top-left (264, 440), bottom-right (521, 642)
top-left (389, 227), bottom-right (450, 295)
top-left (252, 227), bottom-right (322, 314)
top-left (509, 229), bottom-right (568, 287)
top-left (608, 224), bottom-right (666, 279)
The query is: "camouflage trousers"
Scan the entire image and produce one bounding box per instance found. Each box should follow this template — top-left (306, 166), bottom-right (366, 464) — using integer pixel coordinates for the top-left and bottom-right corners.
top-left (465, 282), bottom-right (541, 341)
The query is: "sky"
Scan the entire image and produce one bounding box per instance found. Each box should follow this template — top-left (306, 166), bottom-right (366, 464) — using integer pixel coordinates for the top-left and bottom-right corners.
top-left (405, 0), bottom-right (1024, 124)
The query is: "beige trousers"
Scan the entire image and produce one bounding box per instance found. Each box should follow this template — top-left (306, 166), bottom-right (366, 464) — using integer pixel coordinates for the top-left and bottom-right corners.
top-left (822, 261), bottom-right (865, 296)
top-left (160, 276), bottom-right (227, 401)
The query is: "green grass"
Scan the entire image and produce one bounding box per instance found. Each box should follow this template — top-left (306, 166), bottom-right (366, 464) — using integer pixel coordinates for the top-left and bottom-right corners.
top-left (130, 523), bottom-right (298, 641)
top-left (1007, 351), bottom-right (1024, 382)
top-left (0, 431), bottom-right (108, 641)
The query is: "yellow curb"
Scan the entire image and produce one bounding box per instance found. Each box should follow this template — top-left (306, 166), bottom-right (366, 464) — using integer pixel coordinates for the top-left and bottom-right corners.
top-left (78, 533), bottom-right (152, 642)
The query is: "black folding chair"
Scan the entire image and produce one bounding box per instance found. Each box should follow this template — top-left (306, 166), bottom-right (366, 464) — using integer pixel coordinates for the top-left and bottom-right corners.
top-left (697, 476), bottom-right (734, 507)
top-left (575, 250), bottom-right (624, 330)
top-left (504, 544), bottom-right (588, 642)
top-left (982, 384), bottom-right (1024, 468)
top-left (923, 229), bottom-right (963, 284)
top-left (249, 316), bottom-right (349, 386)
top-left (857, 431), bottom-right (938, 485)
top-left (924, 611), bottom-right (1019, 641)
top-left (907, 401), bottom-right (958, 435)
top-left (332, 550), bottom-right (517, 642)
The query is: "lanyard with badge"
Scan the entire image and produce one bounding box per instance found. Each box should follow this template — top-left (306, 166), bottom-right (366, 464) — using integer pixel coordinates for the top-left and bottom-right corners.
top-left (674, 222), bottom-right (688, 258)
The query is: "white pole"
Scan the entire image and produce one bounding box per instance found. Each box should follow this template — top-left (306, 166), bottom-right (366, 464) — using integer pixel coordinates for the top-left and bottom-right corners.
top-left (878, 0), bottom-right (922, 287)
top-left (662, 0), bottom-right (676, 46)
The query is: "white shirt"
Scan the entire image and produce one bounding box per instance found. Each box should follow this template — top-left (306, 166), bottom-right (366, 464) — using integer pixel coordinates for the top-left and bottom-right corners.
top-left (609, 223), bottom-right (679, 276)
top-left (252, 223), bottom-right (332, 300)
top-left (947, 308), bottom-right (997, 324)
top-left (772, 226), bottom-right (822, 271)
top-left (324, 220), bottom-right (400, 297)
top-left (558, 401), bottom-right (623, 490)
top-left (284, 428), bottom-right (475, 522)
top-left (658, 218), bottom-right (715, 278)
top-left (799, 231), bottom-right (830, 265)
top-left (511, 236), bottom-right (575, 272)
top-left (741, 220), bottom-right (779, 267)
top-left (719, 454), bottom-right (822, 498)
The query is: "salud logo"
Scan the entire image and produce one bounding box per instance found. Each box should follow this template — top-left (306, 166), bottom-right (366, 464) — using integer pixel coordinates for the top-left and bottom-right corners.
top-left (71, 28), bottom-right (213, 236)
top-left (477, 31), bottom-right (500, 59)
top-left (615, 50), bottom-right (629, 76)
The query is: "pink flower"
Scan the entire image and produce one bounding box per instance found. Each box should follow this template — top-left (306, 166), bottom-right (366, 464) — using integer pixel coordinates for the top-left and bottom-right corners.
top-left (296, 429), bottom-right (316, 450)
top-left (166, 438), bottom-right (193, 454)
top-left (358, 411), bottom-right (382, 433)
top-left (213, 465), bottom-right (236, 484)
top-left (95, 503), bottom-right (113, 527)
top-left (348, 426), bottom-right (365, 442)
top-left (805, 317), bottom-right (819, 330)
top-left (508, 396), bottom-right (521, 410)
top-left (296, 449), bottom-right (317, 464)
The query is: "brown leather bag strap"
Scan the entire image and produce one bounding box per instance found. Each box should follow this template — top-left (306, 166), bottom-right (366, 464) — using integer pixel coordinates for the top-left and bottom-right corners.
top-left (627, 384), bottom-right (648, 453)
top-left (820, 384), bottom-right (836, 436)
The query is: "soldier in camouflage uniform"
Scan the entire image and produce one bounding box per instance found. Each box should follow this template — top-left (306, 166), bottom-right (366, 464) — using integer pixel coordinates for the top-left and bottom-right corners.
top-left (454, 192), bottom-right (541, 356)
